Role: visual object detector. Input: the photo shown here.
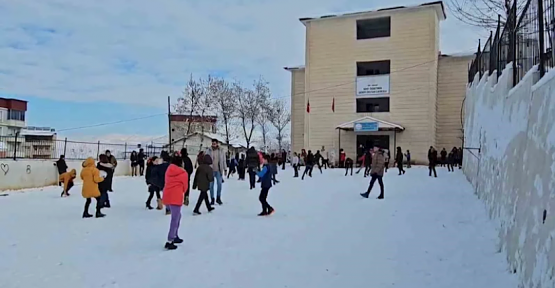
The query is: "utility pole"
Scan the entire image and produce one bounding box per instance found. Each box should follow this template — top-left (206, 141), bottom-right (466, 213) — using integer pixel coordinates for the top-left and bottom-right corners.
top-left (167, 96), bottom-right (172, 152)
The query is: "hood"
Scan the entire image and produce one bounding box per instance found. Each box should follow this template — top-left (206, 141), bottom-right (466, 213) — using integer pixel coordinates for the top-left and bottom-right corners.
top-left (203, 154), bottom-right (213, 165)
top-left (166, 164), bottom-right (186, 178)
top-left (69, 169), bottom-right (77, 178)
top-left (82, 157), bottom-right (95, 168)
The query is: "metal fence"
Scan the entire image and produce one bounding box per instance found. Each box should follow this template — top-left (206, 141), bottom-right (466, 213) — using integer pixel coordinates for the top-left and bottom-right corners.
top-left (468, 0), bottom-right (555, 84)
top-left (0, 135), bottom-right (168, 160)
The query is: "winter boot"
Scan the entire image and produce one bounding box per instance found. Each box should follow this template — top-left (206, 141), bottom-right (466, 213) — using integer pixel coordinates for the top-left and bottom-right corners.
top-left (267, 208), bottom-right (275, 216)
top-left (360, 192), bottom-right (369, 198)
top-left (208, 207), bottom-right (215, 212)
top-left (104, 201), bottom-right (111, 208)
top-left (216, 197), bottom-right (223, 205)
top-left (146, 202), bottom-right (153, 210)
top-left (164, 242), bottom-right (178, 250)
top-left (377, 194), bottom-right (384, 199)
top-left (173, 237), bottom-right (183, 244)
top-left (193, 210), bottom-right (201, 216)
top-left (82, 211), bottom-right (93, 218)
top-left (211, 198), bottom-right (215, 206)
top-left (156, 199), bottom-right (163, 210)
top-left (258, 212), bottom-right (267, 216)
top-left (184, 196), bottom-right (189, 206)
top-left (165, 208), bottom-right (171, 215)
top-left (95, 210), bottom-right (106, 218)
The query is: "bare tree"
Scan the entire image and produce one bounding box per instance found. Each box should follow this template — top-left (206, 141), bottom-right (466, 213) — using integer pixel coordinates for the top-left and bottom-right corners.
top-left (211, 77), bottom-right (237, 146)
top-left (448, 0), bottom-right (527, 29)
top-left (257, 98), bottom-right (272, 153)
top-left (174, 74), bottom-right (202, 148)
top-left (196, 76), bottom-right (216, 150)
top-left (268, 99), bottom-right (291, 152)
top-left (236, 77), bottom-right (270, 149)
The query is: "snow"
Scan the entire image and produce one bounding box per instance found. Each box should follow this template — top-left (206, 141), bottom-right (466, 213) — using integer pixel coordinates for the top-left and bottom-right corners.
top-left (0, 167), bottom-right (517, 288)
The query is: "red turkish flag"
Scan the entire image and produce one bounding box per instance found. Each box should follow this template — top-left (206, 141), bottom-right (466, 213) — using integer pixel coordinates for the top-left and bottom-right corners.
top-left (306, 100), bottom-right (310, 113)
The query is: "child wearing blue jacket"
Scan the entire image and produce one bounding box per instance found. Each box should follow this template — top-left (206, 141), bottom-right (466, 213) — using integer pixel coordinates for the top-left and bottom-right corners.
top-left (256, 154), bottom-right (275, 216)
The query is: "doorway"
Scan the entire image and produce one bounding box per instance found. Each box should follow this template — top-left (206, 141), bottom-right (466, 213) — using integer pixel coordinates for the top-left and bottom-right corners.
top-left (356, 134), bottom-right (389, 154)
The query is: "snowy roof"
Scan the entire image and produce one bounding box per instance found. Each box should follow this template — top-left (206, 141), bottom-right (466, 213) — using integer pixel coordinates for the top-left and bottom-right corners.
top-left (299, 1), bottom-right (446, 24)
top-left (284, 65), bottom-right (305, 71)
top-left (336, 116), bottom-right (405, 131)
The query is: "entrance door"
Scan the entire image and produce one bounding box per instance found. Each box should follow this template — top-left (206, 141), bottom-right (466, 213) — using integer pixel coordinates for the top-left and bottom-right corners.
top-left (356, 135), bottom-right (389, 154)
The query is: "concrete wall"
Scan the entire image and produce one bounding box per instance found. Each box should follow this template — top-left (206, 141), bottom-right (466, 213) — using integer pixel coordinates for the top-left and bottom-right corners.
top-left (290, 69), bottom-right (306, 154)
top-left (464, 64), bottom-right (555, 287)
top-left (0, 159), bottom-right (132, 191)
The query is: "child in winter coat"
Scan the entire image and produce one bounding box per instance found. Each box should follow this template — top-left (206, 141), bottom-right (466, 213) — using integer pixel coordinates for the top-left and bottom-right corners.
top-left (60, 169), bottom-right (76, 197)
top-left (97, 154), bottom-right (114, 209)
top-left (162, 156), bottom-right (188, 250)
top-left (238, 154), bottom-right (246, 180)
top-left (80, 157), bottom-right (105, 218)
top-left (192, 154), bottom-right (215, 215)
top-left (256, 154), bottom-right (274, 216)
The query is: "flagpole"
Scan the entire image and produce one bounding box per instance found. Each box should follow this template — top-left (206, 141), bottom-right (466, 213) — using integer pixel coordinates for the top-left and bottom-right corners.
top-left (307, 98), bottom-right (310, 149)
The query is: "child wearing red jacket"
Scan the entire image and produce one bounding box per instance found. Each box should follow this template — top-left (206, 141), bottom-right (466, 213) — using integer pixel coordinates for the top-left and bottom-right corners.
top-left (162, 156), bottom-right (188, 250)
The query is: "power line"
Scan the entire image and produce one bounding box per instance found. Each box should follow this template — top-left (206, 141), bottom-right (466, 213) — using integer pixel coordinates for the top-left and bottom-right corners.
top-left (57, 113), bottom-right (166, 132)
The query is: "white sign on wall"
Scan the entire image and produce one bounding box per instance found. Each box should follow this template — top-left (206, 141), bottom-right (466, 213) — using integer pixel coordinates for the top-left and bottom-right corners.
top-left (356, 75), bottom-right (390, 97)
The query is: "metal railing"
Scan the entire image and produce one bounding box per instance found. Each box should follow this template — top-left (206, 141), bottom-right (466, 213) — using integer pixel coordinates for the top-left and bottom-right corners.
top-left (468, 0), bottom-right (555, 84)
top-left (0, 135), bottom-right (168, 160)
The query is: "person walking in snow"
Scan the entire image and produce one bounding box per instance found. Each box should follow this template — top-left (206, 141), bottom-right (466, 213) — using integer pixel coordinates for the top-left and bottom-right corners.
top-left (246, 147), bottom-right (260, 189)
top-left (428, 146), bottom-right (438, 177)
top-left (457, 147), bottom-right (463, 168)
top-left (440, 148), bottom-right (447, 167)
top-left (55, 155), bottom-right (68, 187)
top-left (205, 139), bottom-right (226, 205)
top-left (270, 153), bottom-right (280, 184)
top-left (138, 148), bottom-right (147, 176)
top-left (97, 154), bottom-right (114, 209)
top-left (292, 152), bottom-right (299, 177)
top-left (344, 157), bottom-right (354, 176)
top-left (192, 154), bottom-right (215, 215)
top-left (130, 151), bottom-right (139, 177)
top-left (447, 150), bottom-right (455, 172)
top-left (256, 154), bottom-right (275, 216)
top-left (59, 169), bottom-right (76, 197)
top-left (180, 148), bottom-right (194, 206)
top-left (339, 149), bottom-right (346, 168)
top-left (356, 149), bottom-right (372, 177)
top-left (80, 157), bottom-right (105, 218)
top-left (105, 150), bottom-right (117, 192)
top-left (145, 156), bottom-right (162, 210)
top-left (227, 156), bottom-right (237, 179)
top-left (395, 147), bottom-right (406, 175)
top-left (162, 156), bottom-right (188, 250)
top-left (405, 150), bottom-right (412, 168)
top-left (384, 149), bottom-right (390, 173)
top-left (238, 154), bottom-right (246, 180)
top-left (360, 147), bottom-right (385, 199)
top-left (281, 149), bottom-right (287, 170)
top-left (151, 151), bottom-right (172, 214)
top-left (301, 150), bottom-right (315, 180)
top-left (314, 150), bottom-right (323, 174)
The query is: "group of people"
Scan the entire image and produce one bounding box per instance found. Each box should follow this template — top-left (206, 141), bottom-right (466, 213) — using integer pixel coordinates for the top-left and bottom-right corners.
top-left (129, 148), bottom-right (147, 177)
top-left (427, 146), bottom-right (464, 177)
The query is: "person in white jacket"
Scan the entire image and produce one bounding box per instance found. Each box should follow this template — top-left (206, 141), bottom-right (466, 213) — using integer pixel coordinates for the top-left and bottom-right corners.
top-left (292, 152), bottom-right (300, 177)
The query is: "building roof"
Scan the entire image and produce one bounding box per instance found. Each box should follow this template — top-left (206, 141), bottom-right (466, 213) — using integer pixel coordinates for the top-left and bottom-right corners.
top-left (284, 65), bottom-right (305, 71)
top-left (299, 1), bottom-right (446, 24)
top-left (336, 116), bottom-right (405, 131)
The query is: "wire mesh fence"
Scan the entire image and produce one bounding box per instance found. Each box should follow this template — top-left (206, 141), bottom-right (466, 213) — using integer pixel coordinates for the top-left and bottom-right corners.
top-left (468, 0), bottom-right (555, 84)
top-left (0, 135), bottom-right (169, 160)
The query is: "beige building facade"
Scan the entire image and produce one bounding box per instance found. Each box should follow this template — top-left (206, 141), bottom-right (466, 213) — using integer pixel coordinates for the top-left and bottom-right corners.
top-left (286, 1), bottom-right (472, 164)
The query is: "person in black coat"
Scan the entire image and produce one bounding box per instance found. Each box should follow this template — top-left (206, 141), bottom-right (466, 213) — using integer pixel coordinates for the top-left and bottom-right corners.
top-left (428, 146), bottom-right (438, 177)
top-left (97, 154), bottom-right (114, 210)
top-left (145, 156), bottom-right (162, 210)
top-left (440, 148), bottom-right (447, 167)
top-left (151, 151), bottom-right (171, 214)
top-left (447, 150), bottom-right (455, 172)
top-left (281, 150), bottom-right (287, 170)
top-left (138, 148), bottom-right (146, 176)
top-left (395, 146), bottom-right (406, 175)
top-left (180, 148), bottom-right (194, 206)
top-left (302, 150), bottom-right (315, 180)
top-left (246, 147), bottom-right (260, 189)
top-left (344, 157), bottom-right (354, 176)
top-left (238, 154), bottom-right (246, 180)
top-left (55, 155), bottom-right (68, 186)
top-left (130, 151), bottom-right (139, 177)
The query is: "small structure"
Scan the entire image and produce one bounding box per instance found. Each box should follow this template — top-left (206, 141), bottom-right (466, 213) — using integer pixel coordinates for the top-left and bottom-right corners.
top-left (169, 132), bottom-right (246, 157)
top-left (20, 127), bottom-right (57, 159)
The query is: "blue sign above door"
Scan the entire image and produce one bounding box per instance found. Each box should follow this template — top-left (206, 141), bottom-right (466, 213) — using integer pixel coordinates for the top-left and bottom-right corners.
top-left (354, 121), bottom-right (379, 132)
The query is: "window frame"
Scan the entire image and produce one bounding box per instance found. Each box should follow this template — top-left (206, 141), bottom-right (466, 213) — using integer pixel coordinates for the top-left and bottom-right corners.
top-left (356, 97), bottom-right (390, 113)
top-left (356, 17), bottom-right (391, 40)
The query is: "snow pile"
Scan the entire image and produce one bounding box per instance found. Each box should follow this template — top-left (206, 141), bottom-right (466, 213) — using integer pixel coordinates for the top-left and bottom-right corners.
top-left (465, 65), bottom-right (555, 287)
top-left (0, 168), bottom-right (516, 288)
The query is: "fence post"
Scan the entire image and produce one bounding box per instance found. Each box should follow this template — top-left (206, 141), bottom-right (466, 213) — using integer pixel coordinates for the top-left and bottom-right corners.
top-left (124, 143), bottom-right (127, 160)
top-left (13, 132), bottom-right (18, 160)
top-left (538, 0), bottom-right (546, 77)
top-left (478, 39), bottom-right (483, 79)
top-left (97, 141), bottom-right (100, 159)
top-left (63, 138), bottom-right (68, 156)
top-left (497, 14), bottom-right (502, 78)
top-left (511, 0), bottom-right (517, 86)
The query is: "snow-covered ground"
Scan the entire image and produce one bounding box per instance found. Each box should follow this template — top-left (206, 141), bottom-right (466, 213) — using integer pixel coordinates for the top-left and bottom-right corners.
top-left (0, 166), bottom-right (517, 288)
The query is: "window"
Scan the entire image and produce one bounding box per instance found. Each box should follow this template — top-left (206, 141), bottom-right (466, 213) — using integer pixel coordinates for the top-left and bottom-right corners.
top-left (357, 17), bottom-right (391, 40)
top-left (356, 97), bottom-right (390, 113)
top-left (0, 110), bottom-right (4, 122)
top-left (357, 60), bottom-right (390, 76)
top-left (7, 110), bottom-right (25, 121)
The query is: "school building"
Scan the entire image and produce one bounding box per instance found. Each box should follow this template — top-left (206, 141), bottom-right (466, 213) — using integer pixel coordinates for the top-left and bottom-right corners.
top-left (286, 1), bottom-right (472, 164)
